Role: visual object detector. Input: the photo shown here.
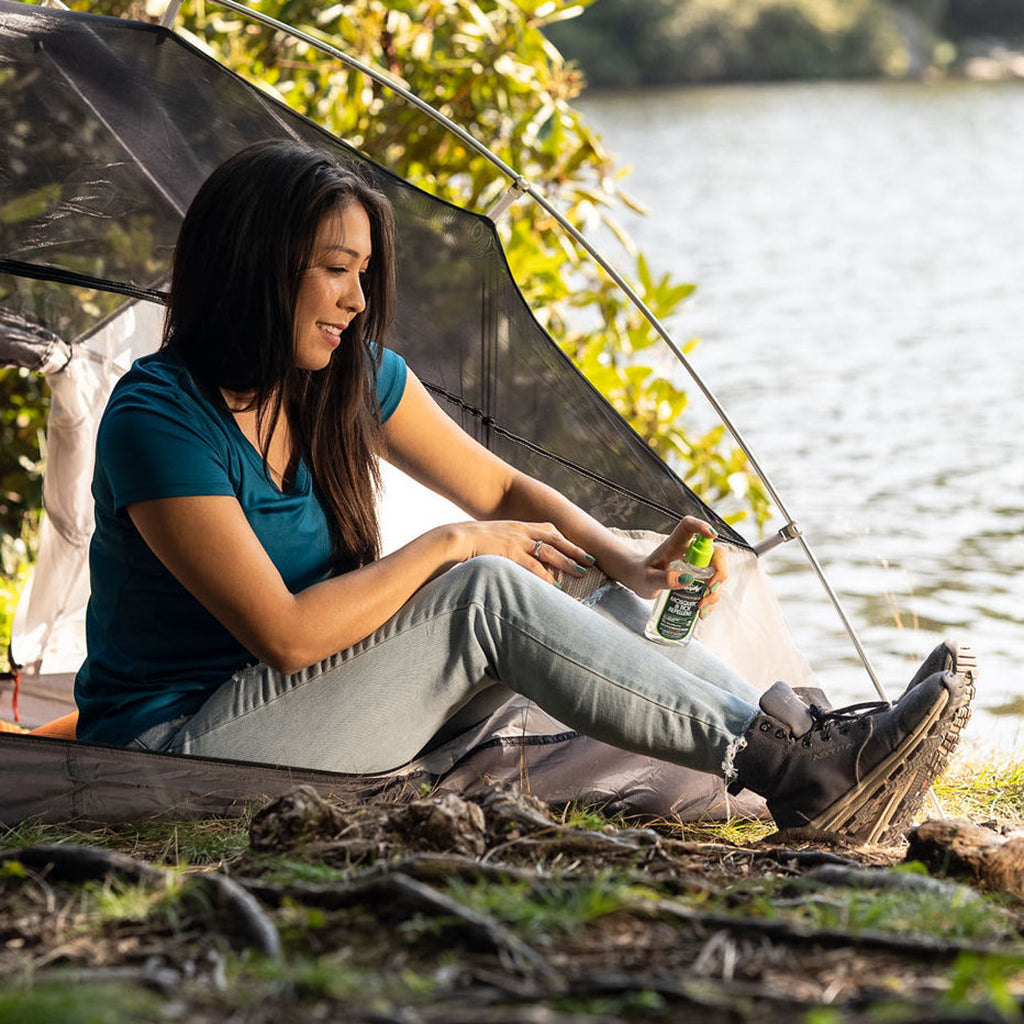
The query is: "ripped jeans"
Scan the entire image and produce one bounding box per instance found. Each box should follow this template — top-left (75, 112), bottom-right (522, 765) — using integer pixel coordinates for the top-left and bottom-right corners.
top-left (130, 556), bottom-right (761, 778)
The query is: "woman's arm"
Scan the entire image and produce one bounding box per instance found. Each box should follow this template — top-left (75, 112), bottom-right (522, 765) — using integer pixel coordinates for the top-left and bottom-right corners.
top-left (127, 493), bottom-right (460, 673)
top-left (128, 485), bottom-right (597, 675)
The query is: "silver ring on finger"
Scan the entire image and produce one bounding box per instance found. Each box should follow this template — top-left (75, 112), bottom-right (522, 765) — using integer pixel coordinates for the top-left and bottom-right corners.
top-left (532, 539), bottom-right (543, 558)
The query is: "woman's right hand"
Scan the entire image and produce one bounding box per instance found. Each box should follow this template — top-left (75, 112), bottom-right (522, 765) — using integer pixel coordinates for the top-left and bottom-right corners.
top-left (443, 520), bottom-right (595, 586)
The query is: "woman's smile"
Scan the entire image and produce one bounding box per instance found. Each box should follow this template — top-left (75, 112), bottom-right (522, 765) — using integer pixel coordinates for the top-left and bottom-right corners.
top-left (316, 320), bottom-right (348, 346)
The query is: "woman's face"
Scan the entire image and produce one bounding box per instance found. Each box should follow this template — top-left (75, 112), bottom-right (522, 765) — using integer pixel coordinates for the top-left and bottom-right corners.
top-left (293, 202), bottom-right (372, 371)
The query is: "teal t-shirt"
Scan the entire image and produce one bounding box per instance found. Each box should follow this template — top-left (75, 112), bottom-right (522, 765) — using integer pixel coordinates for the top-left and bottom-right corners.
top-left (74, 346), bottom-right (407, 745)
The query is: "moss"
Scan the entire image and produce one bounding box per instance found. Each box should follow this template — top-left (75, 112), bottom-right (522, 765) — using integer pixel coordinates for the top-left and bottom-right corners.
top-left (0, 983), bottom-right (163, 1024)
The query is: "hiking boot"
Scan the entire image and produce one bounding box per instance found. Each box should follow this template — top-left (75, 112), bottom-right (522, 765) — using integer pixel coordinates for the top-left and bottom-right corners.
top-left (731, 670), bottom-right (970, 844)
top-left (901, 640), bottom-right (976, 702)
top-left (792, 685), bottom-right (832, 713)
top-left (790, 641), bottom-right (976, 838)
top-left (884, 641), bottom-right (976, 833)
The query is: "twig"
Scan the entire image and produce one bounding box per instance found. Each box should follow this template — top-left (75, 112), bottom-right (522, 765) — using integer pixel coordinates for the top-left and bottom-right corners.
top-left (645, 898), bottom-right (1013, 960)
top-left (237, 870), bottom-right (560, 981)
top-left (187, 873), bottom-right (282, 959)
top-left (358, 851), bottom-right (540, 884)
top-left (750, 848), bottom-right (863, 870)
top-left (34, 959), bottom-right (182, 994)
top-left (805, 863), bottom-right (980, 901)
top-left (0, 844), bottom-right (281, 960)
top-left (0, 844), bottom-right (165, 885)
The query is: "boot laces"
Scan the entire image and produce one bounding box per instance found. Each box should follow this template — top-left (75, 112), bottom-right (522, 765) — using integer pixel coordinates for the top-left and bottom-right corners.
top-left (802, 700), bottom-right (893, 744)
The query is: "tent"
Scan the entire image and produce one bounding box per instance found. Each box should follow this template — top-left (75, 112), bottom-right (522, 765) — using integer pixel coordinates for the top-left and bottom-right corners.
top-left (0, 0), bottom-right (816, 824)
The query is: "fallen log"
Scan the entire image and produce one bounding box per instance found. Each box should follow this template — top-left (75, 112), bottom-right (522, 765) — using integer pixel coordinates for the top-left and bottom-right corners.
top-left (905, 818), bottom-right (1024, 897)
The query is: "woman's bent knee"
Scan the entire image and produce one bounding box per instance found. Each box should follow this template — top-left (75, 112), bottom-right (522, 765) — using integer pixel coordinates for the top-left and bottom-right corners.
top-left (445, 554), bottom-right (533, 594)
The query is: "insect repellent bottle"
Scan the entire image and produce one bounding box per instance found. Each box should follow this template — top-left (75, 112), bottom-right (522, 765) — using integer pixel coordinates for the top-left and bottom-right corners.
top-left (643, 534), bottom-right (715, 645)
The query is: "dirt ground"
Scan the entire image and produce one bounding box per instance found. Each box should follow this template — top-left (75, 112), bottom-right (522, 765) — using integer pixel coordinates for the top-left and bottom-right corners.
top-left (2, 784), bottom-right (1024, 1023)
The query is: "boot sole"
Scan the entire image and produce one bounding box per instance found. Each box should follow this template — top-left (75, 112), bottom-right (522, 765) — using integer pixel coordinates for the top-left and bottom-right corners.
top-left (807, 657), bottom-right (973, 843)
top-left (875, 641), bottom-right (976, 842)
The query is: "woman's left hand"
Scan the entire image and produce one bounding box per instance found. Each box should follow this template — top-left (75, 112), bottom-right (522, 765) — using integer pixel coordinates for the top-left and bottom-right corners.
top-left (619, 516), bottom-right (728, 616)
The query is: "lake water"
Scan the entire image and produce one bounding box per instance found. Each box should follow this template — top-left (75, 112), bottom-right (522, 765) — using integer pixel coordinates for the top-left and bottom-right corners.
top-left (577, 79), bottom-right (1024, 756)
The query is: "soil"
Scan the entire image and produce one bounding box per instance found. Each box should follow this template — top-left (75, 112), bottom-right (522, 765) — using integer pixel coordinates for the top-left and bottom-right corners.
top-left (2, 784), bottom-right (1024, 1023)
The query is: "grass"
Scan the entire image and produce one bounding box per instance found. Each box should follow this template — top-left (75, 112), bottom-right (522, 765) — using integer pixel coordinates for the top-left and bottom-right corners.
top-left (934, 753), bottom-right (1024, 822)
top-left (0, 983), bottom-right (164, 1024)
top-left (0, 817), bottom-right (252, 867)
top-left (444, 870), bottom-right (647, 942)
top-left (707, 870), bottom-right (1023, 943)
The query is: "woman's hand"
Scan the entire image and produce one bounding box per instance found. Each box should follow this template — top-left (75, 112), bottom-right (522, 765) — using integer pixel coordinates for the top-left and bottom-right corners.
top-left (445, 520), bottom-right (596, 586)
top-left (618, 516), bottom-right (728, 615)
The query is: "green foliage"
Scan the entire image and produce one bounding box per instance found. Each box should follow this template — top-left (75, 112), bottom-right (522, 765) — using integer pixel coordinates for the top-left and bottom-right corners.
top-left (0, 367), bottom-right (46, 575)
top-left (0, 817), bottom-right (251, 866)
top-left (710, 872), bottom-right (1022, 944)
top-left (255, 856), bottom-right (346, 885)
top-left (83, 875), bottom-right (173, 923)
top-left (0, 374), bottom-right (42, 668)
top-left (241, 954), bottom-right (437, 1004)
top-left (0, 560), bottom-right (29, 675)
top-left (552, 988), bottom-right (668, 1017)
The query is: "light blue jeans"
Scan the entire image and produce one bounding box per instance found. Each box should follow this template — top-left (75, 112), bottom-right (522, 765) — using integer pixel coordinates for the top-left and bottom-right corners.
top-left (131, 556), bottom-right (761, 778)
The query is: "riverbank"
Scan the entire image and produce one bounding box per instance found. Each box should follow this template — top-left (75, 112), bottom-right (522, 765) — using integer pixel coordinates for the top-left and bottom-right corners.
top-left (546, 0), bottom-right (1024, 89)
top-left (2, 757), bottom-right (1023, 1023)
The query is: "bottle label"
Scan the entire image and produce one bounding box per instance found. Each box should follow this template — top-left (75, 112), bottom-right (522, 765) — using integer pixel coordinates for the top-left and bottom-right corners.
top-left (652, 579), bottom-right (706, 641)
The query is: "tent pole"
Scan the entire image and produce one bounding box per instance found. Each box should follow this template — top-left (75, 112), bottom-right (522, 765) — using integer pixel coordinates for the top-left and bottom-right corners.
top-left (196, 0), bottom-right (892, 703)
top-left (160, 0), bottom-right (184, 28)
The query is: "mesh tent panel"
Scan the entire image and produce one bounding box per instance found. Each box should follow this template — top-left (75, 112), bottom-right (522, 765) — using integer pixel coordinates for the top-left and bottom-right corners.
top-left (0, 0), bottom-right (747, 541)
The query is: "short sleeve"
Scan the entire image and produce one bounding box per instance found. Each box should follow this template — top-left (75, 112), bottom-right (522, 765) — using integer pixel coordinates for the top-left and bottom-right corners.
top-left (374, 346), bottom-right (407, 422)
top-left (98, 387), bottom-right (235, 513)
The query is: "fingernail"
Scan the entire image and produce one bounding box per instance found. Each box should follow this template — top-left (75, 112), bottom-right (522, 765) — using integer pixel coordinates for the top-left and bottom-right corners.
top-left (710, 582), bottom-right (722, 592)
top-left (678, 574), bottom-right (694, 586)
top-left (575, 564), bottom-right (588, 575)
top-left (554, 581), bottom-right (563, 590)
top-left (585, 554), bottom-right (597, 564)
top-left (700, 607), bottom-right (711, 618)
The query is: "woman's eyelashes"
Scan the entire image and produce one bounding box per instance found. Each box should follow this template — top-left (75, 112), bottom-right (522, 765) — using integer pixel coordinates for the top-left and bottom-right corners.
top-left (325, 264), bottom-right (369, 276)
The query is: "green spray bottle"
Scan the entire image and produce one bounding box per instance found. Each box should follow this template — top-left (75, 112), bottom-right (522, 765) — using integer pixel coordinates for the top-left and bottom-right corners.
top-left (643, 534), bottom-right (715, 645)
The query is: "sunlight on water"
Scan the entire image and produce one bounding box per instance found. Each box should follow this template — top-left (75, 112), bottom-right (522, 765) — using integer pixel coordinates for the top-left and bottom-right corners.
top-left (579, 79), bottom-right (1024, 755)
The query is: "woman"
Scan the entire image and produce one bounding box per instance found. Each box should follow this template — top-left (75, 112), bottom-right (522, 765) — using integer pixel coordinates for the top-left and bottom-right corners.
top-left (74, 141), bottom-right (972, 840)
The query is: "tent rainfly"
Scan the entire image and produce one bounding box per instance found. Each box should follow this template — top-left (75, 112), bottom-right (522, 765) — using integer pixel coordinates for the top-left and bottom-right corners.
top-left (0, 0), bottom-right (817, 825)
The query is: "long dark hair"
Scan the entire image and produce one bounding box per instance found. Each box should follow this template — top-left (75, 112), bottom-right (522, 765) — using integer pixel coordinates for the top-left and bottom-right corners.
top-left (163, 139), bottom-right (397, 572)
